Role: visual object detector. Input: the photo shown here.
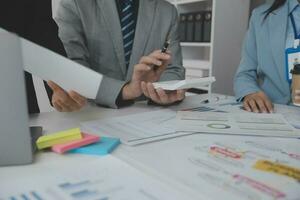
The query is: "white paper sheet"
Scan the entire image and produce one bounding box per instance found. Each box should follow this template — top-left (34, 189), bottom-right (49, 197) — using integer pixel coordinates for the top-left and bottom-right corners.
top-left (120, 135), bottom-right (300, 200)
top-left (0, 156), bottom-right (193, 200)
top-left (176, 111), bottom-right (300, 138)
top-left (275, 104), bottom-right (300, 129)
top-left (153, 77), bottom-right (216, 90)
top-left (21, 38), bottom-right (103, 99)
top-left (81, 110), bottom-right (193, 146)
top-left (181, 101), bottom-right (300, 130)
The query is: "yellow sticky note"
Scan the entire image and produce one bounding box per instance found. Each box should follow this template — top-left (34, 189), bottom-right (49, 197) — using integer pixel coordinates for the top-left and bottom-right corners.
top-left (36, 128), bottom-right (82, 150)
top-left (254, 160), bottom-right (300, 181)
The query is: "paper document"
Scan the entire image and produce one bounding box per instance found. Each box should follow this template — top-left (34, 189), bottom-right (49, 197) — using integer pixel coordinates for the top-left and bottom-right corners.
top-left (122, 134), bottom-right (300, 200)
top-left (81, 110), bottom-right (192, 146)
top-left (180, 99), bottom-right (300, 130)
top-left (176, 111), bottom-right (300, 138)
top-left (275, 104), bottom-right (300, 129)
top-left (21, 38), bottom-right (102, 99)
top-left (0, 156), bottom-right (193, 200)
top-left (153, 77), bottom-right (215, 90)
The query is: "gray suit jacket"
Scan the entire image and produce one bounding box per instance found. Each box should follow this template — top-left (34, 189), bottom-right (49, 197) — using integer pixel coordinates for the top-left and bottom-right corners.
top-left (55, 0), bottom-right (185, 108)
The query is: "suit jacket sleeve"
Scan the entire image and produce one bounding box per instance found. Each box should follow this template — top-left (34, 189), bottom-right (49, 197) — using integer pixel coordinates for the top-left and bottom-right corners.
top-left (234, 10), bottom-right (261, 102)
top-left (55, 0), bottom-right (127, 108)
top-left (159, 5), bottom-right (185, 82)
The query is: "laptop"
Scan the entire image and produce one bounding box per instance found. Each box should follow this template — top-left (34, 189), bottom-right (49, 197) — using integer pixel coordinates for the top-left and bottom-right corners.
top-left (0, 31), bottom-right (36, 166)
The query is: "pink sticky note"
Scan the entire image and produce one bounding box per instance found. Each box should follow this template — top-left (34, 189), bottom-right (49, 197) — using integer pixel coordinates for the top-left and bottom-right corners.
top-left (52, 133), bottom-right (100, 154)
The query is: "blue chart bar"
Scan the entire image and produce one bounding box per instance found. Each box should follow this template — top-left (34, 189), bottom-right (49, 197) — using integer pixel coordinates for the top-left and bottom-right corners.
top-left (59, 181), bottom-right (91, 190)
top-left (31, 191), bottom-right (43, 200)
top-left (8, 191), bottom-right (44, 200)
top-left (71, 190), bottom-right (98, 199)
top-left (98, 197), bottom-right (109, 200)
top-left (21, 194), bottom-right (30, 200)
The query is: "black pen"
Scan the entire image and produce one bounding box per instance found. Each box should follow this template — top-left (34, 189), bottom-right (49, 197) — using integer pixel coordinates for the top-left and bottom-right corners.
top-left (153, 31), bottom-right (171, 70)
top-left (161, 38), bottom-right (171, 54)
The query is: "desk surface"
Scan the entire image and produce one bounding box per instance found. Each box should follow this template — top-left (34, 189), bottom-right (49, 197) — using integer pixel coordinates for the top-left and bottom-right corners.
top-left (1, 94), bottom-right (300, 200)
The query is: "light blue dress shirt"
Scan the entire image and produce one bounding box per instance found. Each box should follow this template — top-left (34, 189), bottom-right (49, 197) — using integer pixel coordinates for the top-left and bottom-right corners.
top-left (286, 0), bottom-right (300, 49)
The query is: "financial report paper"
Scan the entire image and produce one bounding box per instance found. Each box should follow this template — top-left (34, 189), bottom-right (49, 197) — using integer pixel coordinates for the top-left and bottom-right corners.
top-left (0, 156), bottom-right (194, 200)
top-left (81, 110), bottom-right (193, 146)
top-left (176, 111), bottom-right (300, 138)
top-left (121, 134), bottom-right (300, 200)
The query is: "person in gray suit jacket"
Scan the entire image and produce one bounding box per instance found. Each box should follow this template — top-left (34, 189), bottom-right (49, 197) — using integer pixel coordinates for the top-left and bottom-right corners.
top-left (49, 0), bottom-right (185, 112)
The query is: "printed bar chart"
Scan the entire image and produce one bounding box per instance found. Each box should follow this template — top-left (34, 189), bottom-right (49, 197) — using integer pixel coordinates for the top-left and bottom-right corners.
top-left (8, 191), bottom-right (44, 200)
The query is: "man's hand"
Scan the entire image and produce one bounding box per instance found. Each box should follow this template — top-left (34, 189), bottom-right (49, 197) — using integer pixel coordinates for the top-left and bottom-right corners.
top-left (243, 91), bottom-right (274, 113)
top-left (141, 82), bottom-right (185, 105)
top-left (122, 50), bottom-right (171, 100)
top-left (48, 81), bottom-right (87, 112)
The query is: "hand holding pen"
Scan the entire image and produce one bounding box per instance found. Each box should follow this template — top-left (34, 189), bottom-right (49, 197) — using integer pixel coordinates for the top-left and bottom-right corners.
top-left (140, 30), bottom-right (185, 105)
top-left (122, 30), bottom-right (173, 100)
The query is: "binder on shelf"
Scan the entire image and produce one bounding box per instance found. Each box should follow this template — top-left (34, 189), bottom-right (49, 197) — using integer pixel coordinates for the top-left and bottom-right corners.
top-left (186, 13), bottom-right (194, 42)
top-left (179, 14), bottom-right (187, 42)
top-left (193, 12), bottom-right (204, 42)
top-left (203, 11), bottom-right (212, 42)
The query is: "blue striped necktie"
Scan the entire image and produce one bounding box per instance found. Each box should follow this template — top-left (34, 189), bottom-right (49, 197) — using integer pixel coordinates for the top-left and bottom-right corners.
top-left (120, 0), bottom-right (135, 68)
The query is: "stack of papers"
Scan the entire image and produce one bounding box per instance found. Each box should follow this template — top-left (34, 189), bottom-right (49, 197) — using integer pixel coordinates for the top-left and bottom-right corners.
top-left (81, 104), bottom-right (300, 147)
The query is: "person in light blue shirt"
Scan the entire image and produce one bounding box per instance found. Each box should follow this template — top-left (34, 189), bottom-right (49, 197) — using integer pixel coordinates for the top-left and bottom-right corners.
top-left (234, 0), bottom-right (300, 113)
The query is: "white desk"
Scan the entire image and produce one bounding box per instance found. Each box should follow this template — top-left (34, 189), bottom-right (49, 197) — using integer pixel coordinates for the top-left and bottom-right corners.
top-left (1, 94), bottom-right (300, 200)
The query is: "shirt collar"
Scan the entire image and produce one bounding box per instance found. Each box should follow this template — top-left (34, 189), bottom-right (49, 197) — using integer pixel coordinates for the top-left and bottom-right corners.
top-left (289, 0), bottom-right (300, 14)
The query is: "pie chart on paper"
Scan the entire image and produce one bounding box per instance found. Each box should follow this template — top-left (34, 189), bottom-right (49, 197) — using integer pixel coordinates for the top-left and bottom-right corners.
top-left (207, 123), bottom-right (231, 129)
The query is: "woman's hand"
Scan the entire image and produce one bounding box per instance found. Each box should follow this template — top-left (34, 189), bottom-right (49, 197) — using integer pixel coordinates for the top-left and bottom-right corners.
top-left (243, 91), bottom-right (274, 113)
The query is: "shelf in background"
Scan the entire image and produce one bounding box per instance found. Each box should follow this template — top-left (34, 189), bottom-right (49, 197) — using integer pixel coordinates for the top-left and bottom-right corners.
top-left (183, 60), bottom-right (211, 70)
top-left (189, 85), bottom-right (210, 91)
top-left (181, 42), bottom-right (211, 47)
top-left (186, 69), bottom-right (209, 78)
top-left (176, 0), bottom-right (210, 5)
